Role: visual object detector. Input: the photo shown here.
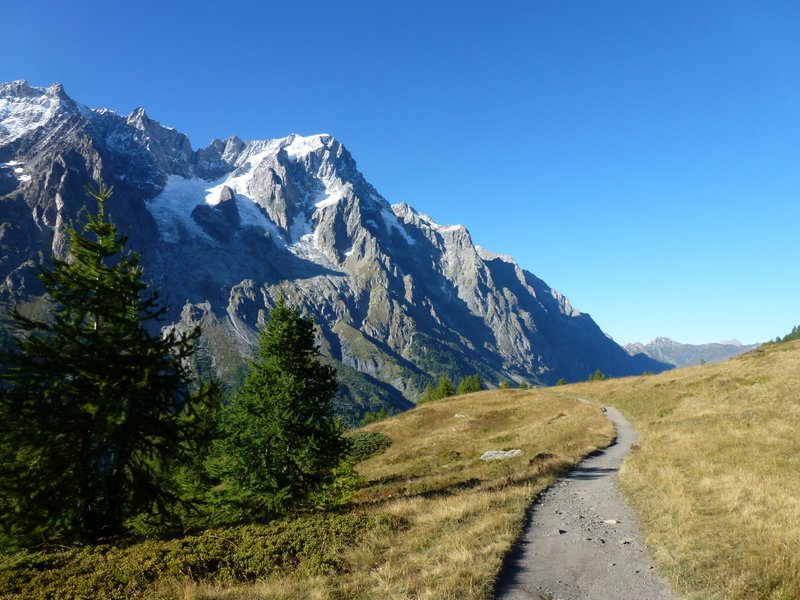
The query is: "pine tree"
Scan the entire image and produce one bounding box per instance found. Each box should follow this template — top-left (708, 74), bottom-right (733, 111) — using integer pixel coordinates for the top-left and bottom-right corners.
top-left (0, 183), bottom-right (216, 546)
top-left (456, 373), bottom-right (483, 395)
top-left (588, 369), bottom-right (607, 381)
top-left (213, 298), bottom-right (346, 521)
top-left (418, 374), bottom-right (456, 404)
top-left (419, 382), bottom-right (436, 404)
top-left (435, 374), bottom-right (455, 398)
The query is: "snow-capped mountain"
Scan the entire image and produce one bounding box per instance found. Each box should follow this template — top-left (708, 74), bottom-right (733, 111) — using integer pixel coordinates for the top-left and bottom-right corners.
top-left (624, 337), bottom-right (759, 368)
top-left (0, 81), bottom-right (670, 422)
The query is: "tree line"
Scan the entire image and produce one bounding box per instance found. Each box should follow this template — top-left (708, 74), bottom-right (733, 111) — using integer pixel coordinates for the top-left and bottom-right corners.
top-left (0, 184), bottom-right (347, 549)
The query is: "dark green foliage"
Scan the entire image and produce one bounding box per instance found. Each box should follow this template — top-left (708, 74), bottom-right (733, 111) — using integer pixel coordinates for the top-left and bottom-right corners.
top-left (517, 381), bottom-right (530, 390)
top-left (773, 324), bottom-right (800, 344)
top-left (360, 406), bottom-right (391, 426)
top-left (499, 379), bottom-right (511, 389)
top-left (456, 373), bottom-right (483, 395)
top-left (436, 374), bottom-right (454, 397)
top-left (418, 374), bottom-right (455, 404)
top-left (328, 359), bottom-right (410, 427)
top-left (346, 431), bottom-right (392, 462)
top-left (212, 298), bottom-right (347, 521)
top-left (0, 183), bottom-right (218, 547)
top-left (555, 377), bottom-right (567, 386)
top-left (587, 369), bottom-right (607, 381)
top-left (407, 333), bottom-right (490, 393)
top-left (0, 512), bottom-right (400, 599)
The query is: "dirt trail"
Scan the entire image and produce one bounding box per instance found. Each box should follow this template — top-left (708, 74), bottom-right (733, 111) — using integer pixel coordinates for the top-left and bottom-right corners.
top-left (494, 406), bottom-right (676, 600)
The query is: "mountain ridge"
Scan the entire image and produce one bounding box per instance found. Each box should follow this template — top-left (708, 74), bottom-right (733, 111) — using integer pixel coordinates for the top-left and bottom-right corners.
top-left (0, 81), bottom-right (671, 422)
top-left (624, 336), bottom-right (759, 368)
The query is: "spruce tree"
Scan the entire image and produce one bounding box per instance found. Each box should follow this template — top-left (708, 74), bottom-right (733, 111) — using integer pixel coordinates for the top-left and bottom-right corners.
top-left (213, 298), bottom-right (346, 521)
top-left (457, 374), bottom-right (483, 395)
top-left (0, 183), bottom-right (216, 546)
top-left (435, 374), bottom-right (454, 398)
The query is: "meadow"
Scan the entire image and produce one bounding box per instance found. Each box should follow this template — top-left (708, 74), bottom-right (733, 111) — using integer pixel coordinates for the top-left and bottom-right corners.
top-left (565, 339), bottom-right (800, 599)
top-left (4, 340), bottom-right (799, 598)
top-left (1, 389), bottom-right (612, 599)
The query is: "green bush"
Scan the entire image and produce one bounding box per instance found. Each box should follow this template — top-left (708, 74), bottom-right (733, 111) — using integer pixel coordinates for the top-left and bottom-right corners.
top-left (347, 431), bottom-right (392, 462)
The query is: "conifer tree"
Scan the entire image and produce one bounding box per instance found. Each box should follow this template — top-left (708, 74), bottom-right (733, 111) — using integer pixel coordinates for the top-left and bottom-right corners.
top-left (457, 373), bottom-right (483, 395)
top-left (0, 183), bottom-right (216, 546)
top-left (418, 374), bottom-right (456, 403)
top-left (213, 298), bottom-right (346, 520)
top-left (435, 374), bottom-right (454, 398)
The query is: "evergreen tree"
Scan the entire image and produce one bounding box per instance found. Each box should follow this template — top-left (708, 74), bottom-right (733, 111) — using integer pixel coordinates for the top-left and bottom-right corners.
top-left (588, 369), bottom-right (607, 381)
top-left (213, 298), bottom-right (346, 521)
top-left (418, 374), bottom-right (457, 404)
top-left (456, 373), bottom-right (483, 395)
top-left (419, 382), bottom-right (436, 404)
top-left (0, 183), bottom-right (216, 546)
top-left (435, 374), bottom-right (454, 398)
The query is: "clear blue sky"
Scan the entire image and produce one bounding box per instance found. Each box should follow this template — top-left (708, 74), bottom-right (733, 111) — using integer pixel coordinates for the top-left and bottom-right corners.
top-left (4, 0), bottom-right (799, 345)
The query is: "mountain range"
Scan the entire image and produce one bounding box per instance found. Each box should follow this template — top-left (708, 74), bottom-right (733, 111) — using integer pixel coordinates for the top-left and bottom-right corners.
top-left (624, 337), bottom-right (759, 368)
top-left (0, 81), bottom-right (670, 422)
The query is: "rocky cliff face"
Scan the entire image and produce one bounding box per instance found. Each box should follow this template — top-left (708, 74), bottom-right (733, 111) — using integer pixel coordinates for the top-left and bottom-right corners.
top-left (0, 81), bottom-right (671, 422)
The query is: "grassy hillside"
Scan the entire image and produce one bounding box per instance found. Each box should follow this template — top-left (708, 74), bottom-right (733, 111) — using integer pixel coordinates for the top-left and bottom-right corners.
top-left (1, 389), bottom-right (612, 599)
top-left (562, 339), bottom-right (800, 599)
top-left (6, 341), bottom-right (798, 598)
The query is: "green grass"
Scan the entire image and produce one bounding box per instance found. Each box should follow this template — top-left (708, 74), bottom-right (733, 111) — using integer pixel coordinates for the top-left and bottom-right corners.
top-left (1, 513), bottom-right (397, 600)
top-left (562, 340), bottom-right (800, 599)
top-left (0, 389), bottom-right (611, 599)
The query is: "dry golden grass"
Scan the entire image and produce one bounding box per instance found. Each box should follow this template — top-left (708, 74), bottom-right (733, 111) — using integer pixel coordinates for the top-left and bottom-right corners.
top-left (559, 340), bottom-right (800, 599)
top-left (187, 389), bottom-right (612, 599)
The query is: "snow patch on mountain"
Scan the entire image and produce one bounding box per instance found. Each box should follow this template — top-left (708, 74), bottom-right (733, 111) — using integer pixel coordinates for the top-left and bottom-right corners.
top-left (149, 174), bottom-right (284, 243)
top-left (476, 246), bottom-right (515, 264)
top-left (283, 133), bottom-right (330, 160)
top-left (147, 176), bottom-right (216, 243)
top-left (0, 88), bottom-right (59, 144)
top-left (1, 160), bottom-right (31, 183)
top-left (380, 209), bottom-right (416, 245)
top-left (0, 81), bottom-right (89, 145)
top-left (392, 202), bottom-right (467, 240)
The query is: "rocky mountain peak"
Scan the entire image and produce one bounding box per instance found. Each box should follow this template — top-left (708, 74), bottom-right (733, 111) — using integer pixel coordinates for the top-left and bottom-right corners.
top-left (0, 81), bottom-right (673, 423)
top-left (0, 80), bottom-right (84, 146)
top-left (624, 337), bottom-right (759, 368)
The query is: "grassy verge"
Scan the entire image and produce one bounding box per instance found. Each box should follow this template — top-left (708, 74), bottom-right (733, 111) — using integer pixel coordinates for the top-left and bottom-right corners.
top-left (561, 340), bottom-right (800, 599)
top-left (1, 389), bottom-right (612, 599)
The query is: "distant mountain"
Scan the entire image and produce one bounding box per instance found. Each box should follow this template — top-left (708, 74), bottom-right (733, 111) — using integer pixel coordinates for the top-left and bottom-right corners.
top-left (0, 81), bottom-right (671, 423)
top-left (624, 337), bottom-right (759, 368)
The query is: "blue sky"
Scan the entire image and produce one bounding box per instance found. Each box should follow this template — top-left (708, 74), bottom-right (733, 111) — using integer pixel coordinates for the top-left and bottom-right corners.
top-left (4, 0), bottom-right (799, 345)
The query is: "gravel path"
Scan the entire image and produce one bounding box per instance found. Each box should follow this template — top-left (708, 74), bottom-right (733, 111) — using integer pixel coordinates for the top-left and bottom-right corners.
top-left (494, 406), bottom-right (676, 600)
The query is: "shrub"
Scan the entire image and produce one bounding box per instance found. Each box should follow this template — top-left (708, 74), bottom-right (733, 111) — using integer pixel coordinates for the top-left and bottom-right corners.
top-left (347, 431), bottom-right (392, 462)
top-left (0, 513), bottom-right (400, 599)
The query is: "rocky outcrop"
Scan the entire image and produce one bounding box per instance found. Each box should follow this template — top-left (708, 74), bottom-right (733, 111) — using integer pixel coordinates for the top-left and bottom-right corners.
top-left (0, 81), bottom-right (671, 423)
